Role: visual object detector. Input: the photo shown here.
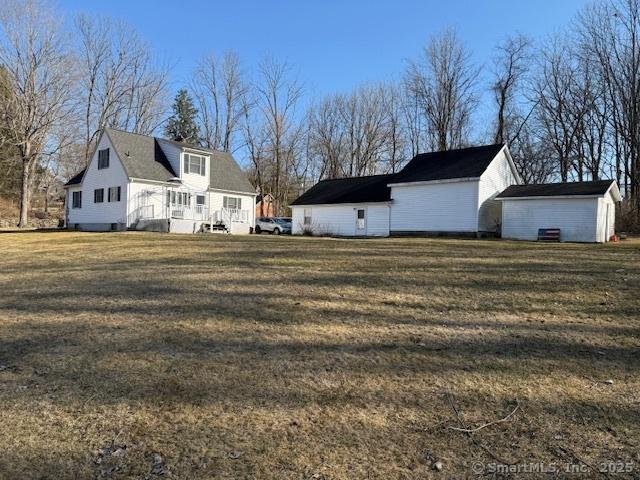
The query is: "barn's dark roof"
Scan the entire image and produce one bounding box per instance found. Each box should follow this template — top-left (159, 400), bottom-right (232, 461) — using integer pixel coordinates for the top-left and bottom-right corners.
top-left (290, 174), bottom-right (395, 206)
top-left (64, 169), bottom-right (85, 186)
top-left (496, 180), bottom-right (616, 199)
top-left (390, 143), bottom-right (505, 184)
top-left (290, 143), bottom-right (507, 206)
top-left (64, 128), bottom-right (255, 194)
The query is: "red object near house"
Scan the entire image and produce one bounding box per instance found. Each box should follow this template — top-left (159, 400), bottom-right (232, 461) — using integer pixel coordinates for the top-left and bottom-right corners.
top-left (256, 194), bottom-right (274, 218)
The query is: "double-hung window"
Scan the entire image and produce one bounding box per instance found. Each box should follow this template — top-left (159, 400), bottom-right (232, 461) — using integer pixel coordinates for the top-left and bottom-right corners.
top-left (303, 208), bottom-right (312, 225)
top-left (183, 153), bottom-right (206, 176)
top-left (223, 196), bottom-right (242, 210)
top-left (108, 186), bottom-right (121, 202)
top-left (94, 188), bottom-right (104, 203)
top-left (72, 191), bottom-right (82, 209)
top-left (98, 149), bottom-right (110, 169)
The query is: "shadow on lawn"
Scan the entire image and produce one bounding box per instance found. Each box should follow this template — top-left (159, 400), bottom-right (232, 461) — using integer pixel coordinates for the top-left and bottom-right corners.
top-left (0, 233), bottom-right (639, 479)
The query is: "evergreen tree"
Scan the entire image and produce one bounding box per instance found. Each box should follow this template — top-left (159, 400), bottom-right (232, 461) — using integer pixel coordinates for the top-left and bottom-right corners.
top-left (164, 89), bottom-right (200, 144)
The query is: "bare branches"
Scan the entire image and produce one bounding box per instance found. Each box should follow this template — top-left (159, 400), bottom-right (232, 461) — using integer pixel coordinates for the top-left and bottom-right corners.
top-left (404, 29), bottom-right (480, 151)
top-left (448, 402), bottom-right (520, 433)
top-left (191, 51), bottom-right (248, 151)
top-left (74, 14), bottom-right (168, 162)
top-left (0, 0), bottom-right (75, 226)
top-left (492, 34), bottom-right (532, 144)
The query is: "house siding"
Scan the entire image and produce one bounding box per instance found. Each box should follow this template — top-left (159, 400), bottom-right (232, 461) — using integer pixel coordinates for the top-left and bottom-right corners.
top-left (477, 148), bottom-right (520, 232)
top-left (389, 181), bottom-right (479, 233)
top-left (66, 134), bottom-right (129, 229)
top-left (596, 191), bottom-right (616, 242)
top-left (128, 181), bottom-right (166, 226)
top-left (501, 197), bottom-right (599, 242)
top-left (209, 190), bottom-right (256, 233)
top-left (291, 203), bottom-right (390, 236)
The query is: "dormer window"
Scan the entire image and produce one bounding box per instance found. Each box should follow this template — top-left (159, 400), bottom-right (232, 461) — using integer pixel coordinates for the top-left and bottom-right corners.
top-left (183, 153), bottom-right (207, 176)
top-left (98, 149), bottom-right (110, 169)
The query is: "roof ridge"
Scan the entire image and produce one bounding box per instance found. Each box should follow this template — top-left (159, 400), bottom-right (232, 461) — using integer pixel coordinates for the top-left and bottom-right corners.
top-left (415, 143), bottom-right (504, 156)
top-left (317, 173), bottom-right (397, 183)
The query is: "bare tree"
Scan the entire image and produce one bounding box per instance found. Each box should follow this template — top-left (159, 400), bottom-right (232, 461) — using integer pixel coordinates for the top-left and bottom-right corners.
top-left (0, 0), bottom-right (75, 227)
top-left (405, 29), bottom-right (479, 151)
top-left (253, 57), bottom-right (304, 214)
top-left (491, 34), bottom-right (532, 144)
top-left (307, 95), bottom-right (345, 179)
top-left (74, 14), bottom-right (168, 163)
top-left (534, 37), bottom-right (592, 181)
top-left (191, 51), bottom-right (248, 152)
top-left (578, 0), bottom-right (640, 216)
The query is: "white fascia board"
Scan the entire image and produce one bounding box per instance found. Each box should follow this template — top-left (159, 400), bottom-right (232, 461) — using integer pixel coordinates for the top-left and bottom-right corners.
top-left (605, 182), bottom-right (623, 202)
top-left (129, 177), bottom-right (175, 186)
top-left (208, 187), bottom-right (258, 196)
top-left (387, 177), bottom-right (480, 187)
top-left (501, 145), bottom-right (524, 185)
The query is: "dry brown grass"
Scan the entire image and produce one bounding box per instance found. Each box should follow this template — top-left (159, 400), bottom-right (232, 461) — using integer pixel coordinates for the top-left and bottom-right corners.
top-left (0, 231), bottom-right (638, 479)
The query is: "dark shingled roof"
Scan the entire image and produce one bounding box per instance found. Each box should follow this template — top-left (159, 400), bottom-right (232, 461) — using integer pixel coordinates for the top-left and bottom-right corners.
top-left (107, 129), bottom-right (176, 182)
top-left (290, 143), bottom-right (507, 206)
top-left (65, 169), bottom-right (85, 186)
top-left (290, 174), bottom-right (395, 206)
top-left (64, 128), bottom-right (255, 194)
top-left (496, 180), bottom-right (616, 198)
top-left (390, 143), bottom-right (505, 184)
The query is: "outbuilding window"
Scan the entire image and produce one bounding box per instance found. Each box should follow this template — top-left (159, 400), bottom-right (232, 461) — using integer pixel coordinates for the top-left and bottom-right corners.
top-left (303, 208), bottom-right (311, 225)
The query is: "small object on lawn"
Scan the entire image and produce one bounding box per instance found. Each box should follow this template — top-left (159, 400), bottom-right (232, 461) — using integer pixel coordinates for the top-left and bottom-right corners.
top-left (112, 447), bottom-right (126, 458)
top-left (433, 460), bottom-right (443, 471)
top-left (153, 454), bottom-right (163, 465)
top-left (604, 379), bottom-right (614, 385)
top-left (228, 450), bottom-right (243, 459)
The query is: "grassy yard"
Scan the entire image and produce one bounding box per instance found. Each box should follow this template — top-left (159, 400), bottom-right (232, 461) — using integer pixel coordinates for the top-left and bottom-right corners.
top-left (0, 232), bottom-right (638, 479)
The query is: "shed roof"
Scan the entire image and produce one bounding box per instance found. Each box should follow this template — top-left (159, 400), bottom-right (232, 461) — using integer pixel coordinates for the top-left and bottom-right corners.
top-left (496, 180), bottom-right (619, 199)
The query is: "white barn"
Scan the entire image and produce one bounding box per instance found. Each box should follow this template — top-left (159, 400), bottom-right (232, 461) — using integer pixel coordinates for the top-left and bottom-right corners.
top-left (64, 128), bottom-right (256, 234)
top-left (496, 180), bottom-right (622, 243)
top-left (291, 144), bottom-right (521, 237)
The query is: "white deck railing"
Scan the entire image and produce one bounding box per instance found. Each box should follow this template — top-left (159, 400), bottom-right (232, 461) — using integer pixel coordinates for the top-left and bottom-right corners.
top-left (171, 205), bottom-right (208, 220)
top-left (213, 208), bottom-right (249, 224)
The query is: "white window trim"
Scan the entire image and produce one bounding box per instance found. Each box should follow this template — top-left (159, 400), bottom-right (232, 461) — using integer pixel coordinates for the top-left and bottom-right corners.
top-left (183, 153), bottom-right (208, 177)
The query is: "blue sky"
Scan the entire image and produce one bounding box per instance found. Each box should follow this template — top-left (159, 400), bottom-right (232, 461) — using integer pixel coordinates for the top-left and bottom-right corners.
top-left (58, 0), bottom-right (590, 126)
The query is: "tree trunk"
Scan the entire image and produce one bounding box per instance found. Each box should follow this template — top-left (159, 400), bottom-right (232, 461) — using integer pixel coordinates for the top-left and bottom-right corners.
top-left (17, 158), bottom-right (31, 228)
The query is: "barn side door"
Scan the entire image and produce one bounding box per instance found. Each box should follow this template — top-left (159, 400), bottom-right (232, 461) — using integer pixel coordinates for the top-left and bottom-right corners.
top-left (355, 208), bottom-right (366, 235)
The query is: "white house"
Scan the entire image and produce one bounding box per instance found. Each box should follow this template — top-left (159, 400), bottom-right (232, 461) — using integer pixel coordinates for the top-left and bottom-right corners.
top-left (291, 144), bottom-right (521, 237)
top-left (64, 128), bottom-right (256, 234)
top-left (496, 180), bottom-right (622, 243)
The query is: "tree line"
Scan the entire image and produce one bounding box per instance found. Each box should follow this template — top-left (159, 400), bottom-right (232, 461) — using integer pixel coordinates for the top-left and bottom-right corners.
top-left (1, 0), bottom-right (639, 226)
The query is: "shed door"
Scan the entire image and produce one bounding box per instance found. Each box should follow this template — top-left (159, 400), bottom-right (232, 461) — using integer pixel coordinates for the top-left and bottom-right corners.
top-left (355, 208), bottom-right (366, 234)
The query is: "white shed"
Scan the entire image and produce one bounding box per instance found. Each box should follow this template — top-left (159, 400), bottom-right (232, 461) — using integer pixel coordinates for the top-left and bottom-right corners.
top-left (497, 180), bottom-right (622, 243)
top-left (291, 174), bottom-right (394, 236)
